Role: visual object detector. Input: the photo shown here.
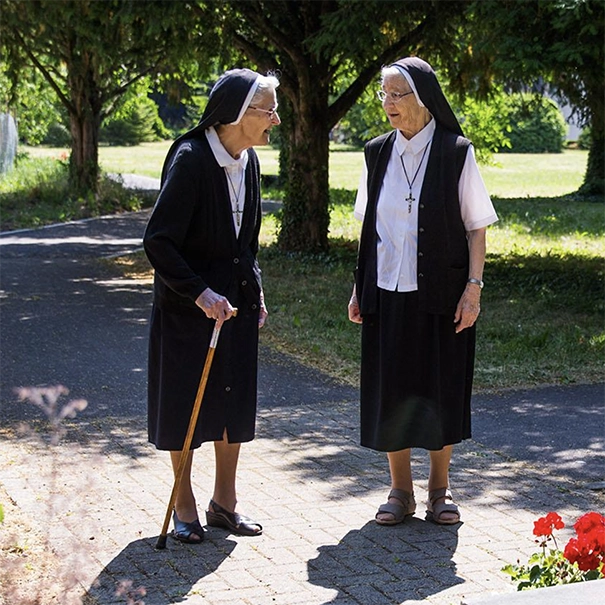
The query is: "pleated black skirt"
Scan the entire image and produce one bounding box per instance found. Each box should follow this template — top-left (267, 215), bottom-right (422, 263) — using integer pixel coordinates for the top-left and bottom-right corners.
top-left (360, 288), bottom-right (475, 452)
top-left (147, 301), bottom-right (259, 451)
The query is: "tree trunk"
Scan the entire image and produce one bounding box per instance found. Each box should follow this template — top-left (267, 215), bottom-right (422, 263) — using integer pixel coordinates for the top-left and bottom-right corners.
top-left (278, 83), bottom-right (330, 252)
top-left (69, 111), bottom-right (100, 195)
top-left (580, 94), bottom-right (604, 196)
top-left (581, 135), bottom-right (604, 197)
top-left (66, 47), bottom-right (102, 196)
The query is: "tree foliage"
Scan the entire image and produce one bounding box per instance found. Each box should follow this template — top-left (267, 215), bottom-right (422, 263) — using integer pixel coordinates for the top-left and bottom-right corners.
top-left (0, 63), bottom-right (64, 146)
top-left (467, 0), bottom-right (604, 194)
top-left (337, 82), bottom-right (513, 164)
top-left (1, 0), bottom-right (215, 194)
top-left (201, 0), bottom-right (471, 251)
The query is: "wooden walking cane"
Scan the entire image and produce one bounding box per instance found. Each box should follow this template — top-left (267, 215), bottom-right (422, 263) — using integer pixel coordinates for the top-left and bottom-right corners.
top-left (156, 309), bottom-right (237, 549)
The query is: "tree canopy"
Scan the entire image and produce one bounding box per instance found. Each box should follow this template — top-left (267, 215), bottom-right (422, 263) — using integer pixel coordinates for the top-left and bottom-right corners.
top-left (0, 0), bottom-right (215, 194)
top-left (202, 0), bottom-right (471, 251)
top-left (467, 0), bottom-right (604, 194)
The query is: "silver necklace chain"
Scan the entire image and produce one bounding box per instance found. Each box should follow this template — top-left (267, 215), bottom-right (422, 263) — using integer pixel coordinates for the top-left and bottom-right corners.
top-left (225, 169), bottom-right (244, 227)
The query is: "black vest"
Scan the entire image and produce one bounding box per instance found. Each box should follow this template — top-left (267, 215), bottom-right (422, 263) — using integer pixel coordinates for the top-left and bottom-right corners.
top-left (355, 125), bottom-right (470, 316)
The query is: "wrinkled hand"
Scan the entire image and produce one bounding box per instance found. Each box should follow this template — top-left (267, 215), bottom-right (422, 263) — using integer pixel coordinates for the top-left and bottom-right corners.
top-left (454, 285), bottom-right (481, 333)
top-left (259, 293), bottom-right (268, 329)
top-left (196, 288), bottom-right (235, 327)
top-left (348, 295), bottom-right (362, 324)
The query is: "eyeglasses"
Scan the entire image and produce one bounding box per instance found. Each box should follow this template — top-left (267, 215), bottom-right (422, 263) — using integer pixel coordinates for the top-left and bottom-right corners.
top-left (249, 105), bottom-right (279, 118)
top-left (377, 90), bottom-right (414, 103)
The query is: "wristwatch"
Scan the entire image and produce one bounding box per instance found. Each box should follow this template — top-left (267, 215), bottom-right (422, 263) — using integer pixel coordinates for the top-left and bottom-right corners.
top-left (467, 278), bottom-right (484, 289)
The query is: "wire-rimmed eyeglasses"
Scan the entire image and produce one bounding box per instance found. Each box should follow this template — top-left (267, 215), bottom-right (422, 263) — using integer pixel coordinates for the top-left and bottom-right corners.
top-left (377, 90), bottom-right (414, 103)
top-left (249, 105), bottom-right (279, 118)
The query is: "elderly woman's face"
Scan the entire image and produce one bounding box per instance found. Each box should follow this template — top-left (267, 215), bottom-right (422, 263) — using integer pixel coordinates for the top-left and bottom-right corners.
top-left (240, 89), bottom-right (280, 147)
top-left (381, 73), bottom-right (423, 134)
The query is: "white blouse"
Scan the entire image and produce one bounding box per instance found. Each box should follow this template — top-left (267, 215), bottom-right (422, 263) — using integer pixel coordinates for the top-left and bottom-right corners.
top-left (206, 126), bottom-right (248, 237)
top-left (354, 120), bottom-right (498, 292)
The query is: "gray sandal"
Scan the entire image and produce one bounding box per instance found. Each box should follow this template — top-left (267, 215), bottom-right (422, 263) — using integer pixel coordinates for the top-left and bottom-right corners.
top-left (375, 489), bottom-right (416, 526)
top-left (426, 488), bottom-right (460, 525)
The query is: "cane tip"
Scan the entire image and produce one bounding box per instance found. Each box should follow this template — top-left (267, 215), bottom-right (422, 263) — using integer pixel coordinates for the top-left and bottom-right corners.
top-left (155, 535), bottom-right (167, 550)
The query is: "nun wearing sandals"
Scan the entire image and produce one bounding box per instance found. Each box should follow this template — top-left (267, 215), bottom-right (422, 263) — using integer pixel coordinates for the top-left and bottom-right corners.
top-left (144, 68), bottom-right (280, 543)
top-left (348, 57), bottom-right (498, 527)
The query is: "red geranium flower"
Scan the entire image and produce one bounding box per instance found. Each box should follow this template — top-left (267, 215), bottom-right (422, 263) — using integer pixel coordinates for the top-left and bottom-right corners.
top-left (564, 535), bottom-right (602, 572)
top-left (533, 512), bottom-right (565, 537)
top-left (585, 528), bottom-right (605, 554)
top-left (574, 512), bottom-right (605, 536)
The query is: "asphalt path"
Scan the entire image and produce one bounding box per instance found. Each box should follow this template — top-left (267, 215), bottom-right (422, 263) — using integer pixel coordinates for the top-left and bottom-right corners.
top-left (1, 211), bottom-right (603, 489)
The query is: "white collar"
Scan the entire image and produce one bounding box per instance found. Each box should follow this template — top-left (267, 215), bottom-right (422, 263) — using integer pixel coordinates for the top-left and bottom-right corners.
top-left (395, 118), bottom-right (435, 156)
top-left (205, 126), bottom-right (249, 169)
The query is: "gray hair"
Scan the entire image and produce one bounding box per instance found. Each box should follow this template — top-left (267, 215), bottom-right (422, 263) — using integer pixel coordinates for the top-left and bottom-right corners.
top-left (381, 65), bottom-right (404, 84)
top-left (250, 73), bottom-right (280, 106)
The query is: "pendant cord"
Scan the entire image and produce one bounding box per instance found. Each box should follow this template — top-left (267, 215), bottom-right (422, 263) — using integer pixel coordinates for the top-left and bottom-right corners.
top-left (399, 142), bottom-right (430, 212)
top-left (225, 169), bottom-right (245, 227)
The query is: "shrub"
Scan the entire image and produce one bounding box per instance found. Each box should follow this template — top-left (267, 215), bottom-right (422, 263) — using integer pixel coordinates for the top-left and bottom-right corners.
top-left (100, 95), bottom-right (168, 146)
top-left (42, 122), bottom-right (71, 146)
top-left (453, 88), bottom-right (512, 164)
top-left (501, 93), bottom-right (567, 153)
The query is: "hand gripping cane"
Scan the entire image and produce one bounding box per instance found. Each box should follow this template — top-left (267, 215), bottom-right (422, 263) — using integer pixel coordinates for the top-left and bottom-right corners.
top-left (156, 309), bottom-right (237, 549)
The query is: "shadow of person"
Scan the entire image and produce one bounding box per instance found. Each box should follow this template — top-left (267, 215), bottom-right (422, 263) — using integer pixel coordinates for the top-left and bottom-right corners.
top-left (83, 535), bottom-right (236, 604)
top-left (307, 518), bottom-right (462, 604)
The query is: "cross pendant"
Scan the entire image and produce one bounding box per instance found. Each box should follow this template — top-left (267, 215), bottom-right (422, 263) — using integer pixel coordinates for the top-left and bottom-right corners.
top-left (234, 207), bottom-right (242, 226)
top-left (406, 191), bottom-right (414, 213)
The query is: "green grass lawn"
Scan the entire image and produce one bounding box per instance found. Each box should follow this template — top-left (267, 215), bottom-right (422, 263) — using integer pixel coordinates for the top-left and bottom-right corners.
top-left (13, 143), bottom-right (604, 391)
top-left (257, 195), bottom-right (604, 391)
top-left (23, 144), bottom-right (588, 198)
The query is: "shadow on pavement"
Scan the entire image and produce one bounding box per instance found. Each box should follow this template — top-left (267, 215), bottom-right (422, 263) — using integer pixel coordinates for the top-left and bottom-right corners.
top-left (472, 383), bottom-right (605, 484)
top-left (83, 536), bottom-right (236, 605)
top-left (307, 520), bottom-right (462, 604)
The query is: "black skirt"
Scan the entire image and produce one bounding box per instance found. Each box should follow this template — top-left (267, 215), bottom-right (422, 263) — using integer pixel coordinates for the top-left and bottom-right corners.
top-left (360, 288), bottom-right (475, 452)
top-left (147, 300), bottom-right (259, 451)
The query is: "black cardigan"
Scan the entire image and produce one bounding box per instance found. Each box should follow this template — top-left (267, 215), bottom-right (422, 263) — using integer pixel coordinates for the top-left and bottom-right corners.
top-left (355, 125), bottom-right (470, 316)
top-left (144, 136), bottom-right (263, 313)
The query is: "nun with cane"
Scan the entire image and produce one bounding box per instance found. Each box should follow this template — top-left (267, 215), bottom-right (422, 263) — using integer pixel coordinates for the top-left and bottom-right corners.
top-left (348, 57), bottom-right (497, 526)
top-left (144, 68), bottom-right (280, 543)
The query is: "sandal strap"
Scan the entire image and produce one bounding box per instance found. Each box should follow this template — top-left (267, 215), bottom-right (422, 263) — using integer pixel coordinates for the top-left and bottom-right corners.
top-left (172, 512), bottom-right (204, 542)
top-left (428, 487), bottom-right (453, 506)
top-left (388, 489), bottom-right (415, 508)
top-left (434, 502), bottom-right (459, 515)
top-left (377, 502), bottom-right (406, 517)
top-left (426, 488), bottom-right (460, 524)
